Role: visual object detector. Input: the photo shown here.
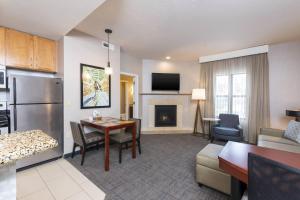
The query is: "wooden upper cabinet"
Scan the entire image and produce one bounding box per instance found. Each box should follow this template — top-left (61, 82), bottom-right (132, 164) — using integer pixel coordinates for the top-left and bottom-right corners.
top-left (5, 28), bottom-right (34, 69)
top-left (33, 36), bottom-right (57, 72)
top-left (0, 27), bottom-right (5, 65)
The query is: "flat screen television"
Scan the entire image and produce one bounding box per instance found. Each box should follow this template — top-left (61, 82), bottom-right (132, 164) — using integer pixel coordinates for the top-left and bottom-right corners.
top-left (152, 73), bottom-right (180, 91)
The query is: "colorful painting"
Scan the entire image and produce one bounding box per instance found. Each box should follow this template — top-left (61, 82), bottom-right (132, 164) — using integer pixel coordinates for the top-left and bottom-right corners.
top-left (80, 64), bottom-right (111, 109)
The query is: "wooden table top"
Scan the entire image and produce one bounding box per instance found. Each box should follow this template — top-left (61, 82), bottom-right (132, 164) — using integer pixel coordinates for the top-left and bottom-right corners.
top-left (81, 117), bottom-right (135, 130)
top-left (218, 141), bottom-right (300, 184)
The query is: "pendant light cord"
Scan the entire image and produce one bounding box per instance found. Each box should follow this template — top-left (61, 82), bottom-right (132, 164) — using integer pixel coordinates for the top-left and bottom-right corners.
top-left (107, 32), bottom-right (110, 67)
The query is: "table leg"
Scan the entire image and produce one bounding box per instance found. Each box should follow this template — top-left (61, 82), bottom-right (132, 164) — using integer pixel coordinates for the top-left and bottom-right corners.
top-left (231, 176), bottom-right (246, 200)
top-left (208, 121), bottom-right (211, 140)
top-left (132, 123), bottom-right (136, 159)
top-left (104, 128), bottom-right (110, 171)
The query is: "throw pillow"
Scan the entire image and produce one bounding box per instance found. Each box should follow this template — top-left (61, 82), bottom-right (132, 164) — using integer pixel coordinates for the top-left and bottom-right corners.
top-left (284, 120), bottom-right (300, 143)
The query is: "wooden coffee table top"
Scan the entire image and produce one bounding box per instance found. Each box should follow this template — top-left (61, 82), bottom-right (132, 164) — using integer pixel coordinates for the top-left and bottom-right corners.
top-left (218, 141), bottom-right (300, 184)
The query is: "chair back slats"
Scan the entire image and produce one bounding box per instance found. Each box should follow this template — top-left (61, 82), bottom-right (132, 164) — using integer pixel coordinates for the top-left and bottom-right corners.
top-left (70, 121), bottom-right (85, 146)
top-left (219, 114), bottom-right (239, 128)
top-left (248, 153), bottom-right (300, 200)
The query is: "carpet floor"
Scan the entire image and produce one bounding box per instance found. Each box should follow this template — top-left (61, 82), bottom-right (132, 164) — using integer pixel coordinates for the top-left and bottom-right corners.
top-left (67, 134), bottom-right (230, 200)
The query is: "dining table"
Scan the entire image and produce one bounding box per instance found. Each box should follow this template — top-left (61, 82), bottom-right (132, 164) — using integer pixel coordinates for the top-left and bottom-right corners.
top-left (218, 141), bottom-right (300, 200)
top-left (80, 117), bottom-right (136, 171)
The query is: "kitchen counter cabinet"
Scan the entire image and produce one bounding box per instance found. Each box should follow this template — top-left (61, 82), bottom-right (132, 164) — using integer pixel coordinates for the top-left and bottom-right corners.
top-left (5, 28), bottom-right (34, 69)
top-left (3, 27), bottom-right (57, 73)
top-left (0, 27), bottom-right (5, 65)
top-left (33, 36), bottom-right (57, 72)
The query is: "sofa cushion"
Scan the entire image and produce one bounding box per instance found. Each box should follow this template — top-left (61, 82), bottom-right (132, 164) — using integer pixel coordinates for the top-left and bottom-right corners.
top-left (196, 144), bottom-right (224, 172)
top-left (258, 140), bottom-right (300, 154)
top-left (284, 120), bottom-right (300, 143)
top-left (214, 127), bottom-right (240, 136)
top-left (258, 135), bottom-right (299, 146)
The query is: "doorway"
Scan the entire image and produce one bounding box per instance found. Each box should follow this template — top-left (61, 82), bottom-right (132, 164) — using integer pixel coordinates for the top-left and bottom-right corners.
top-left (120, 72), bottom-right (139, 119)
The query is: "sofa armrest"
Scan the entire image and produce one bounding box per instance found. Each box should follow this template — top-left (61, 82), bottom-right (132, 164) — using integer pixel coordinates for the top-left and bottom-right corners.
top-left (260, 128), bottom-right (285, 138)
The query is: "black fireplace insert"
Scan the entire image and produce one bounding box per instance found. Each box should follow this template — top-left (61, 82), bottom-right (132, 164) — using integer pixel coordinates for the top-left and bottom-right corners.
top-left (155, 105), bottom-right (177, 127)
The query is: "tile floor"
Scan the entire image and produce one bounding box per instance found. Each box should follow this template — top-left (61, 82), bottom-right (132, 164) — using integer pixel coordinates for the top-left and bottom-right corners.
top-left (16, 159), bottom-right (106, 200)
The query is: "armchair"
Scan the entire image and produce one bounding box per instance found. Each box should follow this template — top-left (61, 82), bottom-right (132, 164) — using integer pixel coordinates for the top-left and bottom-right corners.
top-left (211, 114), bottom-right (243, 142)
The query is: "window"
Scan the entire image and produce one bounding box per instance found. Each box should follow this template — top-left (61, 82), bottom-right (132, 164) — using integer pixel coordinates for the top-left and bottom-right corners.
top-left (215, 74), bottom-right (247, 118)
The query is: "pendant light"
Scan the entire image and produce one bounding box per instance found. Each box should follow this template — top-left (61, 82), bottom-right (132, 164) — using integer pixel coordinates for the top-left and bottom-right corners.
top-left (105, 28), bottom-right (113, 75)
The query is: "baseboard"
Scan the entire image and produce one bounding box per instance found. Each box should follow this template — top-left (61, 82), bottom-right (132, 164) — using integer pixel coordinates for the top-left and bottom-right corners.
top-left (63, 150), bottom-right (80, 158)
top-left (17, 156), bottom-right (62, 172)
top-left (142, 128), bottom-right (194, 134)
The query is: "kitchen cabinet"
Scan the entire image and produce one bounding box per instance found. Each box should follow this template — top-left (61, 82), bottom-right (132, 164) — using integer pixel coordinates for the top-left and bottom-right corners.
top-left (5, 28), bottom-right (34, 69)
top-left (0, 27), bottom-right (5, 65)
top-left (33, 36), bottom-right (57, 72)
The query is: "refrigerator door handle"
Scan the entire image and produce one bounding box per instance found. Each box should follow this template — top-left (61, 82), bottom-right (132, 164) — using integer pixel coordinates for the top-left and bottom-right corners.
top-left (13, 106), bottom-right (17, 131)
top-left (13, 77), bottom-right (16, 104)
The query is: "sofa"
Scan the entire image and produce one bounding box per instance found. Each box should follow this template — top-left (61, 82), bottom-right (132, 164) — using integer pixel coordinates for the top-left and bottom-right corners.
top-left (258, 128), bottom-right (300, 154)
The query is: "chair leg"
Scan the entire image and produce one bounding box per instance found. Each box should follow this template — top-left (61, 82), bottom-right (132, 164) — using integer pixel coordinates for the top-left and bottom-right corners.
top-left (96, 143), bottom-right (99, 150)
top-left (81, 147), bottom-right (86, 166)
top-left (125, 143), bottom-right (128, 149)
top-left (138, 140), bottom-right (141, 154)
top-left (210, 137), bottom-right (214, 143)
top-left (119, 143), bottom-right (123, 164)
top-left (71, 143), bottom-right (76, 158)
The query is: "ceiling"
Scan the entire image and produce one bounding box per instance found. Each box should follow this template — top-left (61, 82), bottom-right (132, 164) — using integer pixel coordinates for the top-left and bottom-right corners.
top-left (0, 0), bottom-right (106, 40)
top-left (76, 0), bottom-right (300, 61)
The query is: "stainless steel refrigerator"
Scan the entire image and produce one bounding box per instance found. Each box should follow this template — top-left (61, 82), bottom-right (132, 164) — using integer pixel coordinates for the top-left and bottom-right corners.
top-left (8, 75), bottom-right (63, 169)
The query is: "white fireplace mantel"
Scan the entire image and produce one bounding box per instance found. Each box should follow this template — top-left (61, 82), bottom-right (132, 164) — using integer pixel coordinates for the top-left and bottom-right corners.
top-left (144, 99), bottom-right (186, 132)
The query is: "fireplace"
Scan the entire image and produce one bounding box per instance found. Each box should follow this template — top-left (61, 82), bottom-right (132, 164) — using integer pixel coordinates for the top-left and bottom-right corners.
top-left (155, 105), bottom-right (177, 127)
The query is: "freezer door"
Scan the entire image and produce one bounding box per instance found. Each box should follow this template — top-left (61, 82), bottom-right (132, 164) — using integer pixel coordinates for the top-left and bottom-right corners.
top-left (9, 75), bottom-right (63, 104)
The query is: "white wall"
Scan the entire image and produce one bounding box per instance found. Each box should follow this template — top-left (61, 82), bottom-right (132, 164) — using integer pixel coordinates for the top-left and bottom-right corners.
top-left (63, 30), bottom-right (120, 154)
top-left (141, 59), bottom-right (200, 131)
top-left (268, 40), bottom-right (300, 129)
top-left (120, 51), bottom-right (143, 117)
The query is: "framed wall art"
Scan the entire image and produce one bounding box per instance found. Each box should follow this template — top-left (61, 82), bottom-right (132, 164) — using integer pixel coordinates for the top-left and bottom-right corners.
top-left (80, 63), bottom-right (111, 109)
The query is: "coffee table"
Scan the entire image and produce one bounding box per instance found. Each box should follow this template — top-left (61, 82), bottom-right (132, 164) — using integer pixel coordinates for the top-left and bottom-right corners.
top-left (218, 141), bottom-right (300, 200)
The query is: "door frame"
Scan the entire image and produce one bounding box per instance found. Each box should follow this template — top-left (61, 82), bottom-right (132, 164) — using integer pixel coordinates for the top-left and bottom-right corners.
top-left (120, 80), bottom-right (129, 119)
top-left (120, 72), bottom-right (139, 118)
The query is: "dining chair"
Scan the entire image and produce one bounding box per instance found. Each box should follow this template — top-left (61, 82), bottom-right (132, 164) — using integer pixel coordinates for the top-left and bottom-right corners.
top-left (110, 118), bottom-right (141, 163)
top-left (70, 121), bottom-right (104, 165)
top-left (244, 152), bottom-right (300, 200)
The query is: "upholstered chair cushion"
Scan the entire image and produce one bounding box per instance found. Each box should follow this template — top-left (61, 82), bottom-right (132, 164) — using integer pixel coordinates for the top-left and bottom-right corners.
top-left (85, 131), bottom-right (104, 144)
top-left (111, 118), bottom-right (141, 143)
top-left (214, 127), bottom-right (240, 136)
top-left (110, 133), bottom-right (133, 143)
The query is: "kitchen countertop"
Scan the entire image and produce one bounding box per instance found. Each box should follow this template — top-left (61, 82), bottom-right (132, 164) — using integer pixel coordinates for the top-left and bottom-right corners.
top-left (0, 130), bottom-right (58, 165)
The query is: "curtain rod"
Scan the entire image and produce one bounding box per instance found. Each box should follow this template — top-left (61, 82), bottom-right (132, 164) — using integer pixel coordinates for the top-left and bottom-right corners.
top-left (199, 45), bottom-right (269, 64)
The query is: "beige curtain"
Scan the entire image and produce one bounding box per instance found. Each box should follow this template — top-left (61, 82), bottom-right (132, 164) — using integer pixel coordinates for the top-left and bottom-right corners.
top-left (247, 54), bottom-right (270, 143)
top-left (199, 64), bottom-right (214, 118)
top-left (200, 53), bottom-right (270, 143)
